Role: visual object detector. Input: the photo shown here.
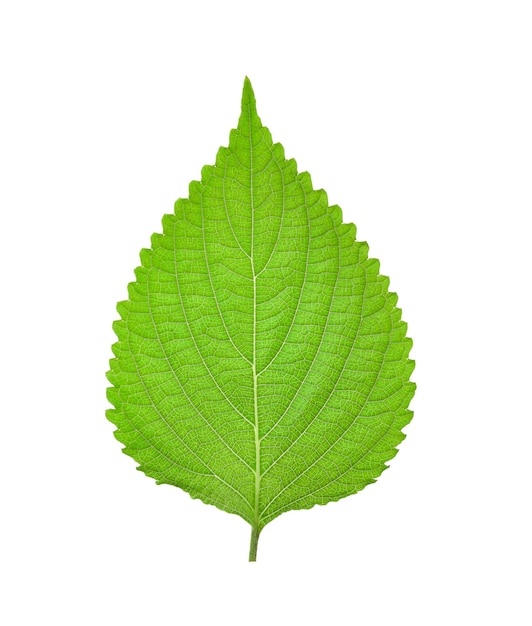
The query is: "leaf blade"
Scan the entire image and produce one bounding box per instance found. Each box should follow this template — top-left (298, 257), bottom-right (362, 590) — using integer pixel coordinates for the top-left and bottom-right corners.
top-left (107, 78), bottom-right (415, 553)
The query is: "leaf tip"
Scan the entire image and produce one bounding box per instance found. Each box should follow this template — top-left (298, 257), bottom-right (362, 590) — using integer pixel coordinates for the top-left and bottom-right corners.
top-left (241, 76), bottom-right (257, 115)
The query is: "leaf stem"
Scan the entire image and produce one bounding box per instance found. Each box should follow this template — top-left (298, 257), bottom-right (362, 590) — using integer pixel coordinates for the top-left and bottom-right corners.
top-left (249, 525), bottom-right (260, 562)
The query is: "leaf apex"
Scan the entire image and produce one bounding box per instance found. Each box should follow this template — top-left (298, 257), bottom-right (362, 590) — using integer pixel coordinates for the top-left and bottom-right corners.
top-left (241, 76), bottom-right (257, 115)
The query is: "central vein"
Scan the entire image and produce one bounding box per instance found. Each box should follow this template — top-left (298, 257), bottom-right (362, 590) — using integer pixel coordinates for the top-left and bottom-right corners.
top-left (249, 104), bottom-right (261, 533)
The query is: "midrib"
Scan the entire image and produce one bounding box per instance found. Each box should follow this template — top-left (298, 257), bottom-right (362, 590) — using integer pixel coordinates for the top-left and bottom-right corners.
top-left (248, 103), bottom-right (261, 533)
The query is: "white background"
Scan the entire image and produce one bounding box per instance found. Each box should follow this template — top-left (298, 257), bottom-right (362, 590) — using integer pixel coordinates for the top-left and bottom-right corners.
top-left (1, 1), bottom-right (531, 624)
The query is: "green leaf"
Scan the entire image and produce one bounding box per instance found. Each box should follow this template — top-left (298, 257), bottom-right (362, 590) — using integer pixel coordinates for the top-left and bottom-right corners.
top-left (107, 78), bottom-right (415, 561)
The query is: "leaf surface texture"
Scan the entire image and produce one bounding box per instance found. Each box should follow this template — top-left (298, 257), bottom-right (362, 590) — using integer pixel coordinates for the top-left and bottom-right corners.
top-left (107, 79), bottom-right (415, 550)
